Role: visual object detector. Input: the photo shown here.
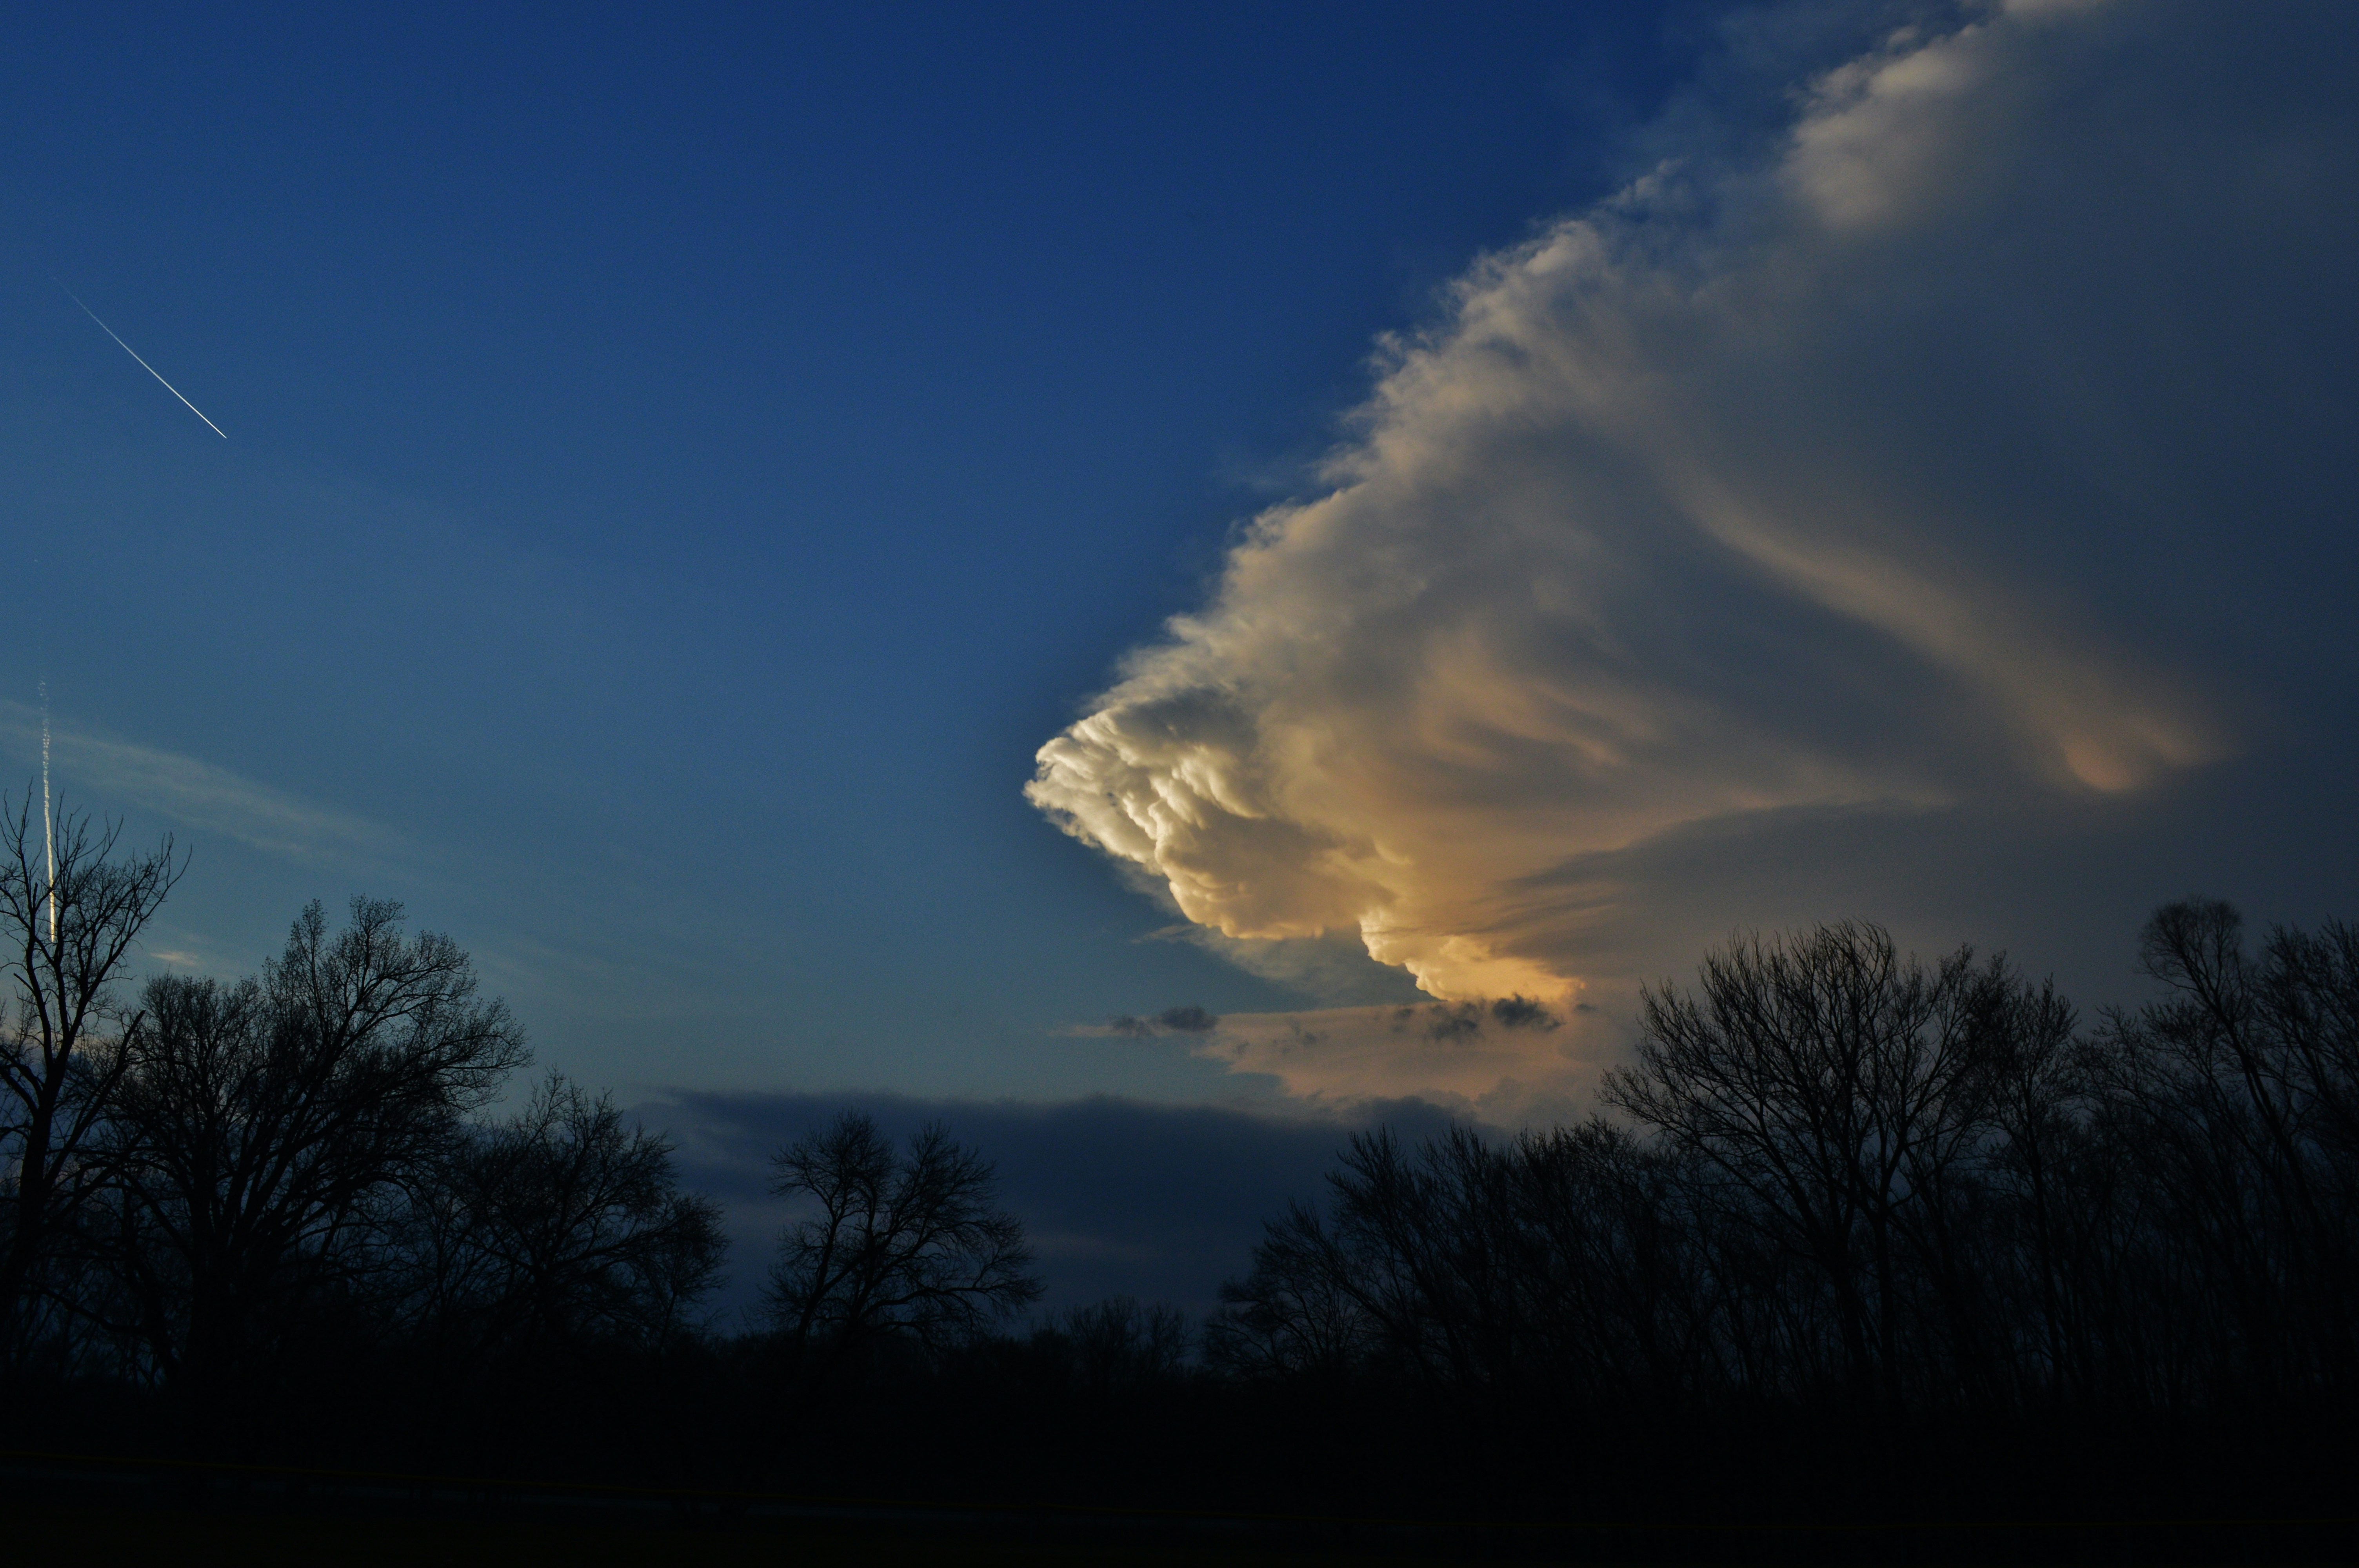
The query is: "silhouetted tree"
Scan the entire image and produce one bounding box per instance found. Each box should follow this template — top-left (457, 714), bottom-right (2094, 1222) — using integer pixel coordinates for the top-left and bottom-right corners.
top-left (8, 886), bottom-right (2354, 1521)
top-left (1206, 1196), bottom-right (1378, 1382)
top-left (1024, 1296), bottom-right (1194, 1403)
top-left (765, 1111), bottom-right (1040, 1368)
top-left (410, 1071), bottom-right (727, 1365)
top-left (1210, 907), bottom-right (2359, 1433)
top-left (1500, 1119), bottom-right (1722, 1403)
top-left (107, 898), bottom-right (527, 1405)
top-left (0, 799), bottom-right (180, 1363)
top-left (2089, 898), bottom-right (2359, 1399)
top-left (1210, 1120), bottom-right (1717, 1403)
top-left (1602, 922), bottom-right (2022, 1404)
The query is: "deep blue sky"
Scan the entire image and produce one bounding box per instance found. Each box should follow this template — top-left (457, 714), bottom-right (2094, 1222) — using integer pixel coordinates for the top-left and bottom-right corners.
top-left (2, 3), bottom-right (1725, 1100)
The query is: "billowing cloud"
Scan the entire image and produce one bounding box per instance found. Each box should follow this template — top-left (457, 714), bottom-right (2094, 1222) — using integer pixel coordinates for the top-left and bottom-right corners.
top-left (1031, 1), bottom-right (2359, 1101)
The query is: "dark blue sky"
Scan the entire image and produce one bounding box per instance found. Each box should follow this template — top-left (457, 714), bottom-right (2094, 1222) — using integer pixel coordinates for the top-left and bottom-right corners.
top-left (647, 1088), bottom-right (1462, 1320)
top-left (1, 4), bottom-right (1727, 1100)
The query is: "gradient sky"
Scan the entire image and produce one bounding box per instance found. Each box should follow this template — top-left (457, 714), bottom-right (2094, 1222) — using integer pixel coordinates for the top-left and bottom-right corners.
top-left (8, 1), bottom-right (2358, 1160)
top-left (4, 2), bottom-right (1718, 1103)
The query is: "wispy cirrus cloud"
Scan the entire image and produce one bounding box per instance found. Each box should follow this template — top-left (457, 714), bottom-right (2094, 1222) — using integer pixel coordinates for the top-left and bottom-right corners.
top-left (0, 700), bottom-right (399, 866)
top-left (1031, 0), bottom-right (2359, 1103)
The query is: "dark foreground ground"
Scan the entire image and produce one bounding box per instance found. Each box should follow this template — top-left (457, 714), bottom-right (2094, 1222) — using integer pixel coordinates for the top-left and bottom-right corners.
top-left (15, 1506), bottom-right (2359, 1567)
top-left (14, 1504), bottom-right (1472, 1568)
top-left (15, 1506), bottom-right (2359, 1568)
top-left (6, 1452), bottom-right (2355, 1568)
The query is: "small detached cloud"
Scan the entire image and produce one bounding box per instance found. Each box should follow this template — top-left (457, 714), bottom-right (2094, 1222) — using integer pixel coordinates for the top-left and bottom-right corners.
top-left (1190, 1004), bottom-right (1608, 1120)
top-left (1094, 1004), bottom-right (1222, 1039)
top-left (1080, 996), bottom-right (1606, 1119)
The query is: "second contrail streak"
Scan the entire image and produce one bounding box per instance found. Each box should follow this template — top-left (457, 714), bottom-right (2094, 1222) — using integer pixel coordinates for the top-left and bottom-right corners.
top-left (58, 283), bottom-right (228, 439)
top-left (39, 678), bottom-right (56, 947)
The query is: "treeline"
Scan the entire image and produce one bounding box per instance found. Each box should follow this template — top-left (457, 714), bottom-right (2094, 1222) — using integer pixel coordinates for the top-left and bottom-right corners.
top-left (1212, 913), bottom-right (2359, 1415)
top-left (0, 811), bottom-right (727, 1438)
top-left (5, 799), bottom-right (2355, 1530)
top-left (0, 806), bottom-right (1118, 1484)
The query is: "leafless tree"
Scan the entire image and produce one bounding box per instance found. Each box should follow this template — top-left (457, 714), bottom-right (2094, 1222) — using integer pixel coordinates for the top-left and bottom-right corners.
top-left (1205, 1198), bottom-right (1378, 1381)
top-left (1212, 909), bottom-right (2359, 1418)
top-left (1313, 1127), bottom-right (1530, 1394)
top-left (1507, 1119), bottom-right (1724, 1402)
top-left (411, 1071), bottom-right (726, 1363)
top-left (1602, 922), bottom-right (2018, 1404)
top-left (1972, 971), bottom-right (2098, 1400)
top-left (0, 797), bottom-right (180, 1359)
top-left (108, 898), bottom-right (527, 1398)
top-left (765, 1111), bottom-right (1039, 1367)
top-left (1213, 1120), bottom-right (1721, 1403)
top-left (1035, 1296), bottom-right (1194, 1395)
top-left (2090, 899), bottom-right (2359, 1398)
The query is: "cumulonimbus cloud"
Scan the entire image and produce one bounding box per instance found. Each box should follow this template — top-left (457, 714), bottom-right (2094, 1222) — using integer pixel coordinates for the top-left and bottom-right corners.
top-left (1032, 0), bottom-right (2359, 1100)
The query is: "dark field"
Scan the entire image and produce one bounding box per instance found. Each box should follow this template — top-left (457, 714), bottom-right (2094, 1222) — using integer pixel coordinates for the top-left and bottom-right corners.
top-left (7, 1459), bottom-right (2354, 1568)
top-left (7, 1506), bottom-right (1487, 1568)
top-left (15, 1506), bottom-right (2359, 1568)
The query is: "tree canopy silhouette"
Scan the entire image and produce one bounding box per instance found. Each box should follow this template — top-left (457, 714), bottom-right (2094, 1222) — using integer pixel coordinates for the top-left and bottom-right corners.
top-left (0, 797), bottom-right (180, 1366)
top-left (1213, 909), bottom-right (2359, 1421)
top-left (109, 898), bottom-right (530, 1403)
top-left (765, 1110), bottom-right (1041, 1367)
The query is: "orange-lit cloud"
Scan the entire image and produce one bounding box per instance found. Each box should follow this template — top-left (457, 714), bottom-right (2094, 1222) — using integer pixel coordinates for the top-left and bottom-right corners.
top-left (1032, 0), bottom-right (2354, 1104)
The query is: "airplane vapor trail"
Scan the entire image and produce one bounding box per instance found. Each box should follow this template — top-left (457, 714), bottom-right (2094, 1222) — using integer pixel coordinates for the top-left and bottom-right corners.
top-left (39, 679), bottom-right (55, 947)
top-left (57, 283), bottom-right (227, 439)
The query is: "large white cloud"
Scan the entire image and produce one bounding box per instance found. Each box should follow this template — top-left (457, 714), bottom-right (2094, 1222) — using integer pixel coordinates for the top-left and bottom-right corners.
top-left (1032, 0), bottom-right (2359, 1103)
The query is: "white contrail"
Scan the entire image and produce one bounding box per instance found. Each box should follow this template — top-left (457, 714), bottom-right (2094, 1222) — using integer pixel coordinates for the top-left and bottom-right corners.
top-left (39, 678), bottom-right (56, 948)
top-left (58, 283), bottom-right (228, 439)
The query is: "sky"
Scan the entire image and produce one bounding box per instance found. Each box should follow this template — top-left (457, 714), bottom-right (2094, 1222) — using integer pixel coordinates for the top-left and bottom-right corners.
top-left (8, 2), bottom-right (2359, 1306)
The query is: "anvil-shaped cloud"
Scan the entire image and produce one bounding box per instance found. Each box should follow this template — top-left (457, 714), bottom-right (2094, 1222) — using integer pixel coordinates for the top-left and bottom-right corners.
top-left (1032, 0), bottom-right (2359, 1102)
